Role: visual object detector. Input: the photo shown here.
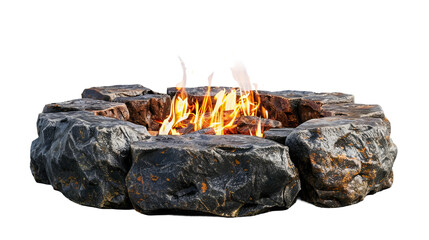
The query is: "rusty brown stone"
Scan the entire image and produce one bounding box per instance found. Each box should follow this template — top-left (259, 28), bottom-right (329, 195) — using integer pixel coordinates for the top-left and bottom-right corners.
top-left (148, 131), bottom-right (159, 136)
top-left (257, 90), bottom-right (314, 127)
top-left (43, 98), bottom-right (130, 121)
top-left (114, 94), bottom-right (171, 131)
top-left (236, 116), bottom-right (282, 135)
top-left (299, 92), bottom-right (354, 122)
top-left (82, 84), bottom-right (155, 101)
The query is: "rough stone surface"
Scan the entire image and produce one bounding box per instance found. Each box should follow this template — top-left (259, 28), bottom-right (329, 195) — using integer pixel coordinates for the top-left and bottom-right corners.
top-left (264, 128), bottom-right (295, 144)
top-left (43, 98), bottom-right (130, 121)
top-left (236, 116), bottom-right (282, 135)
top-left (30, 111), bottom-right (150, 209)
top-left (321, 103), bottom-right (385, 119)
top-left (285, 117), bottom-right (397, 207)
top-left (186, 127), bottom-right (216, 135)
top-left (257, 90), bottom-right (314, 127)
top-left (82, 84), bottom-right (155, 101)
top-left (299, 92), bottom-right (355, 122)
top-left (114, 94), bottom-right (171, 131)
top-left (167, 86), bottom-right (237, 106)
top-left (126, 135), bottom-right (300, 217)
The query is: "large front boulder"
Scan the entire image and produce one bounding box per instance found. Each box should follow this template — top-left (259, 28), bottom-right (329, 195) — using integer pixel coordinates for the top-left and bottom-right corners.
top-left (126, 135), bottom-right (300, 217)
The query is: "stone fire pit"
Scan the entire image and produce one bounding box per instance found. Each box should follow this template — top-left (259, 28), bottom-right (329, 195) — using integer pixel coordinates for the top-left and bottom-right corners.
top-left (30, 84), bottom-right (397, 217)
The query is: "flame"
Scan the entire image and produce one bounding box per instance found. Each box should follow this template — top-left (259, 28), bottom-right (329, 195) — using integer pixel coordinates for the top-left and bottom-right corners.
top-left (159, 61), bottom-right (268, 137)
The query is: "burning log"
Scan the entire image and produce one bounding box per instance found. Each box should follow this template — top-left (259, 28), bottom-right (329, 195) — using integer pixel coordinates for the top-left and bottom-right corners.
top-left (43, 98), bottom-right (130, 121)
top-left (236, 116), bottom-right (282, 135)
top-left (186, 127), bottom-right (216, 135)
top-left (176, 123), bottom-right (195, 135)
top-left (114, 94), bottom-right (171, 131)
top-left (126, 135), bottom-right (300, 217)
top-left (285, 117), bottom-right (397, 207)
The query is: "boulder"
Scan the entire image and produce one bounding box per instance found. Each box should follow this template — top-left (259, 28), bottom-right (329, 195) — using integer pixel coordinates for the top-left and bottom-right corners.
top-left (126, 135), bottom-right (300, 217)
top-left (30, 111), bottom-right (150, 209)
top-left (257, 90), bottom-right (314, 127)
top-left (285, 117), bottom-right (397, 207)
top-left (264, 128), bottom-right (295, 144)
top-left (236, 116), bottom-right (282, 135)
top-left (82, 84), bottom-right (155, 101)
top-left (167, 86), bottom-right (236, 107)
top-left (43, 98), bottom-right (130, 121)
top-left (299, 92), bottom-right (354, 122)
top-left (114, 94), bottom-right (171, 131)
top-left (321, 103), bottom-right (385, 118)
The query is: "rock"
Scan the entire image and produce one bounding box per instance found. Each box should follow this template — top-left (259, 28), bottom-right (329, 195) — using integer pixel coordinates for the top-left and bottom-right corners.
top-left (285, 117), bottom-right (397, 207)
top-left (30, 111), bottom-right (150, 209)
top-left (167, 86), bottom-right (237, 107)
top-left (257, 90), bottom-right (314, 127)
top-left (321, 103), bottom-right (385, 118)
top-left (236, 116), bottom-right (282, 135)
top-left (186, 127), bottom-right (216, 135)
top-left (114, 94), bottom-right (171, 131)
top-left (126, 135), bottom-right (300, 217)
top-left (299, 92), bottom-right (354, 122)
top-left (43, 98), bottom-right (130, 121)
top-left (264, 128), bottom-right (295, 144)
top-left (82, 84), bottom-right (155, 101)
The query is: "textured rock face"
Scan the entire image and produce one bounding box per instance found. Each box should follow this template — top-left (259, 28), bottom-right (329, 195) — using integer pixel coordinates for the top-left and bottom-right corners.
top-left (321, 103), bottom-right (385, 118)
top-left (30, 111), bottom-right (150, 209)
top-left (285, 117), bottom-right (397, 207)
top-left (299, 92), bottom-right (355, 122)
top-left (82, 84), bottom-right (155, 101)
top-left (126, 135), bottom-right (300, 217)
top-left (114, 94), bottom-right (171, 131)
top-left (264, 128), bottom-right (295, 144)
top-left (258, 90), bottom-right (314, 127)
top-left (43, 98), bottom-right (130, 121)
top-left (167, 86), bottom-right (237, 107)
top-left (236, 116), bottom-right (282, 135)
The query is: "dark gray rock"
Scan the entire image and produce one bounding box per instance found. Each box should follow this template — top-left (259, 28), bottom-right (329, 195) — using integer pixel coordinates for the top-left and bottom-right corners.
top-left (285, 117), bottom-right (397, 207)
top-left (299, 92), bottom-right (355, 122)
top-left (126, 135), bottom-right (300, 217)
top-left (82, 84), bottom-right (155, 101)
top-left (43, 98), bottom-right (130, 121)
top-left (321, 103), bottom-right (385, 118)
top-left (113, 94), bottom-right (171, 131)
top-left (30, 111), bottom-right (150, 209)
top-left (264, 128), bottom-right (295, 144)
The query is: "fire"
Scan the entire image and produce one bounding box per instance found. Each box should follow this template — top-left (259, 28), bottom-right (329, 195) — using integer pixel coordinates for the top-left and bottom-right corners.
top-left (159, 61), bottom-right (268, 137)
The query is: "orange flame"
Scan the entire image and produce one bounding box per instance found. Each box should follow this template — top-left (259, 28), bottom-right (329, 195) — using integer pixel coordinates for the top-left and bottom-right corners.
top-left (159, 61), bottom-right (266, 137)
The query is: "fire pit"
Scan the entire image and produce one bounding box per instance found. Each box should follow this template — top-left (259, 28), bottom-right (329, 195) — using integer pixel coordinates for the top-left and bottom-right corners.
top-left (30, 83), bottom-right (397, 216)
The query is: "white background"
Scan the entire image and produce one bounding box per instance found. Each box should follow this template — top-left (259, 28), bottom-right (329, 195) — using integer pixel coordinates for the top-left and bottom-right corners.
top-left (1, 1), bottom-right (428, 239)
